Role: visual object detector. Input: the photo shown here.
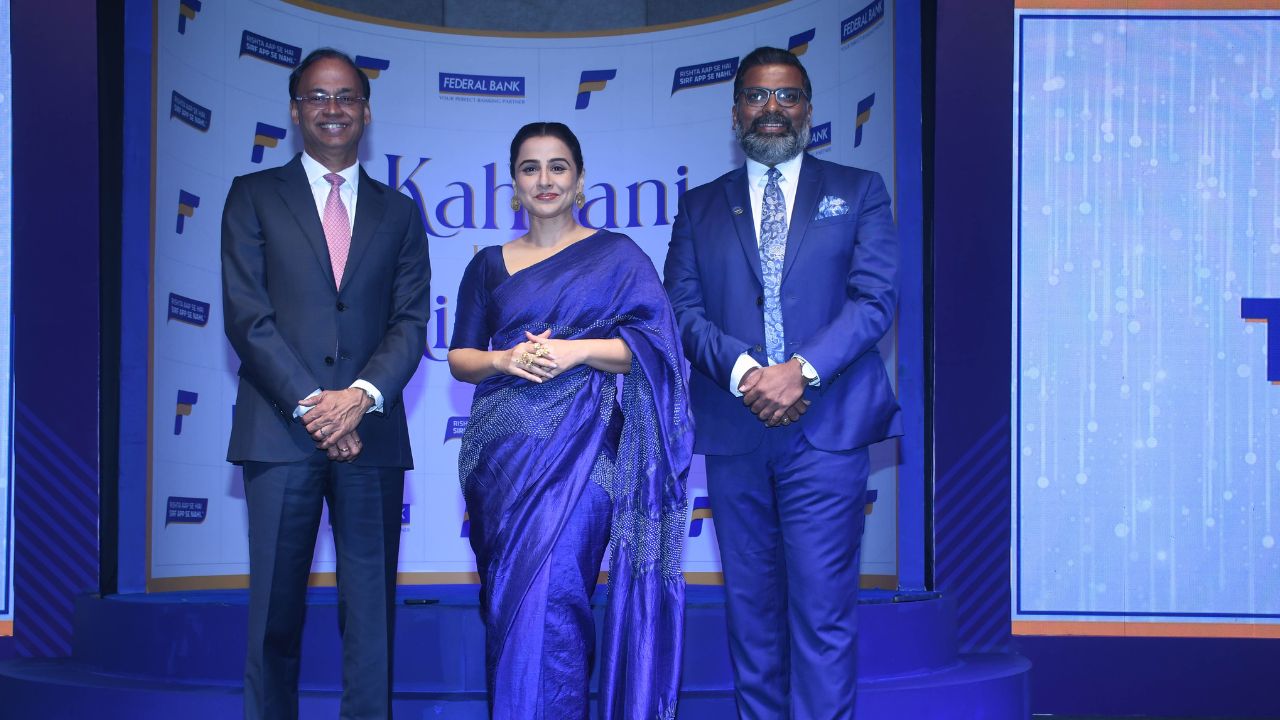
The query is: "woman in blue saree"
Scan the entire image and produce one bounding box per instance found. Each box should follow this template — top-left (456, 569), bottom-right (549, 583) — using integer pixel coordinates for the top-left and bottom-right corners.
top-left (448, 122), bottom-right (693, 719)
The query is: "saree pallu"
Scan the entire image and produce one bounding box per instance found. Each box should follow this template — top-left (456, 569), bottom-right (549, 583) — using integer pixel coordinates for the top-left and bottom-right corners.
top-left (458, 231), bottom-right (693, 719)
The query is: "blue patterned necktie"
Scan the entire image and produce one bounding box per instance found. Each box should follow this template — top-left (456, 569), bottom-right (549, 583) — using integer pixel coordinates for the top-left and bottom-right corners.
top-left (759, 167), bottom-right (788, 365)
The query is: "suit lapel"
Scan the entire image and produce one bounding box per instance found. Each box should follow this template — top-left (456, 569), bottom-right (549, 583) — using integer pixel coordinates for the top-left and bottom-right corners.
top-left (782, 154), bottom-right (821, 285)
top-left (340, 167), bottom-right (386, 294)
top-left (723, 167), bottom-right (764, 286)
top-left (276, 155), bottom-right (338, 291)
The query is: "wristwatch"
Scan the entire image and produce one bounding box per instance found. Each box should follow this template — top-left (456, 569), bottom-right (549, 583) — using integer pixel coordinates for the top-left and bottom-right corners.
top-left (791, 354), bottom-right (820, 386)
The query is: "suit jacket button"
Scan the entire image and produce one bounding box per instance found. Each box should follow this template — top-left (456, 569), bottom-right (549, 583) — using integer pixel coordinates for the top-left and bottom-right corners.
top-left (336, 302), bottom-right (346, 311)
top-left (755, 296), bottom-right (764, 307)
top-left (324, 356), bottom-right (335, 366)
top-left (753, 344), bottom-right (763, 353)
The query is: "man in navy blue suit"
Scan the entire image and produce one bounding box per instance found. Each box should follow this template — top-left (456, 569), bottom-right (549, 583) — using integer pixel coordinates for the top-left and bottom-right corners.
top-left (222, 48), bottom-right (430, 719)
top-left (664, 46), bottom-right (901, 719)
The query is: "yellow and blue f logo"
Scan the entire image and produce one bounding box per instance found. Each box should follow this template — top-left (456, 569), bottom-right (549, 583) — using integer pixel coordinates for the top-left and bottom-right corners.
top-left (177, 190), bottom-right (199, 234)
top-left (854, 93), bottom-right (875, 147)
top-left (688, 496), bottom-right (713, 537)
top-left (576, 69), bottom-right (617, 110)
top-left (356, 55), bottom-right (390, 79)
top-left (251, 122), bottom-right (287, 164)
top-left (178, 0), bottom-right (201, 34)
top-left (788, 29), bottom-right (816, 56)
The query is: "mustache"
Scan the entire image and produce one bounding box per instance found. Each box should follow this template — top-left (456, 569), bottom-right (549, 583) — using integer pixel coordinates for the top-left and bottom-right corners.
top-left (748, 112), bottom-right (795, 134)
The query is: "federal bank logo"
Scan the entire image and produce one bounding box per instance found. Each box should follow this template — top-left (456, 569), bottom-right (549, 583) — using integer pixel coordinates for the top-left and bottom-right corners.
top-left (176, 190), bottom-right (199, 233)
top-left (672, 57), bottom-right (738, 95)
top-left (170, 91), bottom-right (211, 132)
top-left (177, 0), bottom-right (201, 34)
top-left (1241, 298), bottom-right (1280, 382)
top-left (788, 29), bottom-right (816, 56)
top-left (167, 292), bottom-right (210, 327)
top-left (864, 489), bottom-right (879, 516)
top-left (174, 390), bottom-right (198, 435)
top-left (165, 496), bottom-right (208, 525)
top-left (575, 69), bottom-right (617, 109)
top-left (239, 30), bottom-right (302, 68)
top-left (251, 122), bottom-right (287, 163)
top-left (841, 0), bottom-right (886, 45)
top-left (438, 72), bottom-right (526, 101)
top-left (688, 496), bottom-right (712, 537)
top-left (854, 93), bottom-right (875, 147)
top-left (806, 121), bottom-right (832, 151)
top-left (356, 55), bottom-right (390, 79)
top-left (401, 504), bottom-right (411, 527)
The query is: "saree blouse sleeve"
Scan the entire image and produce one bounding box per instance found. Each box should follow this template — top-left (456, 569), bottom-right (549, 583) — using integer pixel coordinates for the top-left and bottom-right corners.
top-left (450, 246), bottom-right (498, 351)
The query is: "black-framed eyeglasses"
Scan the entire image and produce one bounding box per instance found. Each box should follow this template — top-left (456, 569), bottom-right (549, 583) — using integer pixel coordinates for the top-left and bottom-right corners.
top-left (737, 86), bottom-right (808, 107)
top-left (293, 94), bottom-right (367, 107)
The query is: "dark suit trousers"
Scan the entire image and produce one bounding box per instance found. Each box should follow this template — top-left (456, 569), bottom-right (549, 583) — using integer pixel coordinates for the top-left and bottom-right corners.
top-left (705, 427), bottom-right (868, 720)
top-left (242, 454), bottom-right (404, 720)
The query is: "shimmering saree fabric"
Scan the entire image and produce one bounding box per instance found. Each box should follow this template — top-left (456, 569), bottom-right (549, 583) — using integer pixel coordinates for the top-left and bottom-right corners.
top-left (455, 231), bottom-right (693, 719)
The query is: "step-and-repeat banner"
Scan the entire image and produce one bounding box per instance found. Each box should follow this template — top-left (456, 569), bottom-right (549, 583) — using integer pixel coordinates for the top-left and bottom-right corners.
top-left (1014, 5), bottom-right (1280, 636)
top-left (148, 0), bottom-right (900, 589)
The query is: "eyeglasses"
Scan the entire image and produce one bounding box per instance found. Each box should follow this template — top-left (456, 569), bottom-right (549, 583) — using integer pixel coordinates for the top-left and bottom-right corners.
top-left (737, 86), bottom-right (808, 108)
top-left (293, 94), bottom-right (367, 108)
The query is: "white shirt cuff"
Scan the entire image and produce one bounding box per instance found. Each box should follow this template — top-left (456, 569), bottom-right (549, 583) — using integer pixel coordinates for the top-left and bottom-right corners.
top-left (729, 353), bottom-right (763, 397)
top-left (350, 379), bottom-right (384, 414)
top-left (294, 388), bottom-right (322, 418)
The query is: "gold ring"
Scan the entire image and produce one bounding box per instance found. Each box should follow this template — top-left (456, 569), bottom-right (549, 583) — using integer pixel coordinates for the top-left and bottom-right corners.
top-left (532, 343), bottom-right (550, 358)
top-left (519, 351), bottom-right (536, 368)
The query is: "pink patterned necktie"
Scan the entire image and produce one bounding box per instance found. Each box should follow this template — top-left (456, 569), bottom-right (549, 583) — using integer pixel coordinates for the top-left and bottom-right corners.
top-left (322, 173), bottom-right (350, 289)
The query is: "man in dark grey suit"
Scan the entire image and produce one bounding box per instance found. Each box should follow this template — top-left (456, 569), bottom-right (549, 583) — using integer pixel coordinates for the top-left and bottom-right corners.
top-left (221, 47), bottom-right (430, 720)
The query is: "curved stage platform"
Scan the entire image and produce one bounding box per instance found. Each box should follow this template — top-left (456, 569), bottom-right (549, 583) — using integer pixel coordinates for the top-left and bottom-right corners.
top-left (0, 586), bottom-right (1029, 718)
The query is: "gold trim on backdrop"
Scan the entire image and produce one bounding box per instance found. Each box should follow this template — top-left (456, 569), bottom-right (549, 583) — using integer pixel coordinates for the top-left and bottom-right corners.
top-left (889, 0), bottom-right (904, 594)
top-left (0, 620), bottom-right (12, 637)
top-left (684, 572), bottom-right (723, 585)
top-left (1013, 620), bottom-right (1280, 639)
top-left (860, 574), bottom-right (897, 590)
top-left (1016, 0), bottom-right (1280, 8)
top-left (281, 0), bottom-right (789, 38)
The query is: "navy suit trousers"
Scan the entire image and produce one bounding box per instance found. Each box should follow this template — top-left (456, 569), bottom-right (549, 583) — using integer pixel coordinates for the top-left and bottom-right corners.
top-left (706, 428), bottom-right (868, 720)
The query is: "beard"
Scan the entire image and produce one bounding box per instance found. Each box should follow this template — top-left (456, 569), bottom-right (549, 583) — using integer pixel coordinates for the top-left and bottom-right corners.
top-left (735, 111), bottom-right (810, 166)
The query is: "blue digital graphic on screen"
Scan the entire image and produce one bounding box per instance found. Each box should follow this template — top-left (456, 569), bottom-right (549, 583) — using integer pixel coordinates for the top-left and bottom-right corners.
top-left (1, 0), bottom-right (13, 627)
top-left (1015, 11), bottom-right (1280, 629)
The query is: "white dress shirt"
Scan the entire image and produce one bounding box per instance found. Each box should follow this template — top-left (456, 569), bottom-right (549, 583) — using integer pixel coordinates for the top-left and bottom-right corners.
top-left (729, 152), bottom-right (820, 396)
top-left (295, 152), bottom-right (383, 417)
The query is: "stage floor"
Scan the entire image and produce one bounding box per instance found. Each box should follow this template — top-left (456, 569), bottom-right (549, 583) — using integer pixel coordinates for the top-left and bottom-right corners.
top-left (0, 586), bottom-right (1031, 719)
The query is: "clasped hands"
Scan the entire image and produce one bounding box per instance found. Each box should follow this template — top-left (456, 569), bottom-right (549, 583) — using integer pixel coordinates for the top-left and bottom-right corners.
top-left (300, 387), bottom-right (373, 462)
top-left (497, 329), bottom-right (585, 383)
top-left (739, 359), bottom-right (811, 428)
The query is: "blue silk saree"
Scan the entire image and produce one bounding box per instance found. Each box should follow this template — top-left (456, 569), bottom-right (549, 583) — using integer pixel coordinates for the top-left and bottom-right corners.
top-left (451, 230), bottom-right (693, 719)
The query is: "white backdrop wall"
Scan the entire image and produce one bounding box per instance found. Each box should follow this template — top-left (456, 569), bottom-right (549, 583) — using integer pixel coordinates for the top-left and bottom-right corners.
top-left (148, 0), bottom-right (901, 589)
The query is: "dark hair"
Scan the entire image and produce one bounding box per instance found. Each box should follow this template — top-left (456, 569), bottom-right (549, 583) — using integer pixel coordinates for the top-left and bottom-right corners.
top-left (288, 48), bottom-right (371, 102)
top-left (732, 46), bottom-right (812, 102)
top-left (508, 122), bottom-right (585, 177)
